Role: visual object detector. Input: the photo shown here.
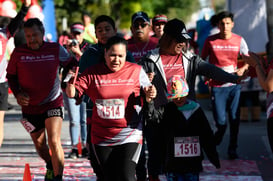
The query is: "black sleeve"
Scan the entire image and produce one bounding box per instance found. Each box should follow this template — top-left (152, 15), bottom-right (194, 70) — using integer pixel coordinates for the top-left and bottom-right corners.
top-left (198, 108), bottom-right (221, 169)
top-left (7, 4), bottom-right (29, 36)
top-left (143, 100), bottom-right (165, 125)
top-left (195, 55), bottom-right (239, 84)
top-left (138, 57), bottom-right (155, 73)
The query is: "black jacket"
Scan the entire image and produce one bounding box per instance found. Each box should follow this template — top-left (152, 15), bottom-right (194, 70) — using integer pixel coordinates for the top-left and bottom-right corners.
top-left (144, 100), bottom-right (220, 174)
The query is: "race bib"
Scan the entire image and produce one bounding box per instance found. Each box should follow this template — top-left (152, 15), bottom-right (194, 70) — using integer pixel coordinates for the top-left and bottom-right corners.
top-left (20, 118), bottom-right (35, 133)
top-left (174, 136), bottom-right (201, 157)
top-left (96, 99), bottom-right (125, 119)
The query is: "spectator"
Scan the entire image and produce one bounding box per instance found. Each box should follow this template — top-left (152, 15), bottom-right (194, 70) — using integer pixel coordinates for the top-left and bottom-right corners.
top-left (6, 18), bottom-right (77, 180)
top-left (0, 0), bottom-right (30, 148)
top-left (82, 11), bottom-right (97, 44)
top-left (61, 22), bottom-right (91, 159)
top-left (66, 35), bottom-right (155, 181)
top-left (151, 14), bottom-right (168, 39)
top-left (144, 75), bottom-right (220, 181)
top-left (201, 11), bottom-right (249, 159)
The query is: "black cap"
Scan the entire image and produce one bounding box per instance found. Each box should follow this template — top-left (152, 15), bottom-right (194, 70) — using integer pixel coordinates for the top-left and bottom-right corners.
top-left (131, 11), bottom-right (150, 24)
top-left (163, 18), bottom-right (191, 42)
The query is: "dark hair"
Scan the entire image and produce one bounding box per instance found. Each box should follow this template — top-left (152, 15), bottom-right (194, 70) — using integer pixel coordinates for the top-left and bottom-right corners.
top-left (24, 18), bottom-right (45, 34)
top-left (95, 15), bottom-right (115, 30)
top-left (82, 11), bottom-right (91, 19)
top-left (104, 35), bottom-right (127, 51)
top-left (210, 14), bottom-right (219, 27)
top-left (217, 11), bottom-right (234, 22)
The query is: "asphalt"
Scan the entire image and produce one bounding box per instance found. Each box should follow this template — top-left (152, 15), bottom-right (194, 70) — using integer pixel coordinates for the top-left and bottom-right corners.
top-left (0, 93), bottom-right (273, 181)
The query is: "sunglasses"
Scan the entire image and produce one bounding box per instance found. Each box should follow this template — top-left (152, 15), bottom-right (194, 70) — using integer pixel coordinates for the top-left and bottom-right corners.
top-left (133, 23), bottom-right (148, 28)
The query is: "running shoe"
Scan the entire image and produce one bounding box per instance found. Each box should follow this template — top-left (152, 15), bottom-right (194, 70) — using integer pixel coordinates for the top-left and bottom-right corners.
top-left (45, 169), bottom-right (54, 181)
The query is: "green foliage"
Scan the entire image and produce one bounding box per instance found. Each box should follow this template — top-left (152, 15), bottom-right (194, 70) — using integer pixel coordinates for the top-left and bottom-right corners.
top-left (213, 0), bottom-right (226, 13)
top-left (12, 0), bottom-right (200, 36)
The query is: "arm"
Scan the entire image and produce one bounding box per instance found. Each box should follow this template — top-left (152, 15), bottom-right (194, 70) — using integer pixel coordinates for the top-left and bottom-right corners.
top-left (195, 55), bottom-right (240, 83)
top-left (236, 38), bottom-right (249, 76)
top-left (59, 44), bottom-right (78, 69)
top-left (242, 52), bottom-right (273, 92)
top-left (66, 83), bottom-right (76, 98)
top-left (7, 0), bottom-right (31, 36)
top-left (6, 74), bottom-right (30, 106)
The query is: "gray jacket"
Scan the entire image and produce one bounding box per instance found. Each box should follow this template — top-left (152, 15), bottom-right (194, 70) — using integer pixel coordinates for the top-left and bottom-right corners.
top-left (138, 48), bottom-right (239, 107)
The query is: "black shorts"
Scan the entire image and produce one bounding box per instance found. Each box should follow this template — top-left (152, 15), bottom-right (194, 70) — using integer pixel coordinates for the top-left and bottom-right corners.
top-left (21, 107), bottom-right (64, 133)
top-left (0, 82), bottom-right (9, 110)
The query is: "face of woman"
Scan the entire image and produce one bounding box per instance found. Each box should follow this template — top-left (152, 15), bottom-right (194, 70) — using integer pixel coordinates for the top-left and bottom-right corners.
top-left (161, 37), bottom-right (187, 55)
top-left (170, 40), bottom-right (186, 55)
top-left (104, 43), bottom-right (127, 72)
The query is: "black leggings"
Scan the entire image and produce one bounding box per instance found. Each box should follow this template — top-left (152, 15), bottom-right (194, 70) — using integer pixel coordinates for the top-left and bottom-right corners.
top-left (93, 143), bottom-right (141, 181)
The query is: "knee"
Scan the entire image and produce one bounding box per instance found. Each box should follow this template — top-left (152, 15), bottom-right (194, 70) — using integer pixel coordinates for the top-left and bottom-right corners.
top-left (47, 137), bottom-right (61, 150)
top-left (70, 120), bottom-right (80, 128)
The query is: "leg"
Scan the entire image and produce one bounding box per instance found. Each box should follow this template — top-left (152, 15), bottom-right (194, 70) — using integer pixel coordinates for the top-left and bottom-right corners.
top-left (267, 117), bottom-right (273, 153)
top-left (211, 87), bottom-right (228, 145)
top-left (45, 116), bottom-right (64, 177)
top-left (93, 144), bottom-right (113, 181)
top-left (145, 125), bottom-right (161, 180)
top-left (79, 101), bottom-right (87, 149)
top-left (108, 143), bottom-right (140, 181)
top-left (30, 128), bottom-right (52, 163)
top-left (227, 85), bottom-right (241, 159)
top-left (136, 140), bottom-right (147, 181)
top-left (250, 91), bottom-right (261, 122)
top-left (63, 92), bottom-right (80, 158)
top-left (0, 111), bottom-right (4, 147)
top-left (63, 92), bottom-right (80, 146)
top-left (0, 82), bottom-right (9, 147)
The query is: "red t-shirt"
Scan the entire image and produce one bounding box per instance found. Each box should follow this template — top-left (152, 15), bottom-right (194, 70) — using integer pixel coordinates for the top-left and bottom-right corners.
top-left (75, 62), bottom-right (150, 145)
top-left (161, 52), bottom-right (185, 81)
top-left (127, 37), bottom-right (158, 62)
top-left (7, 42), bottom-right (69, 114)
top-left (202, 33), bottom-right (243, 87)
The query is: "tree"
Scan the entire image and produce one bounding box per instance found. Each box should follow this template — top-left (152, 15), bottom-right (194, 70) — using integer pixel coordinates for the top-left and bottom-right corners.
top-left (12, 0), bottom-right (200, 37)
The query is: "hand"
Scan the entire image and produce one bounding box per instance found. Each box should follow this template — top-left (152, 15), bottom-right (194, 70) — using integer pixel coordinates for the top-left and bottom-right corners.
top-left (23, 0), bottom-right (31, 7)
top-left (241, 52), bottom-right (261, 67)
top-left (236, 69), bottom-right (249, 84)
top-left (16, 92), bottom-right (30, 106)
top-left (235, 67), bottom-right (247, 76)
top-left (147, 72), bottom-right (155, 82)
top-left (144, 85), bottom-right (157, 102)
